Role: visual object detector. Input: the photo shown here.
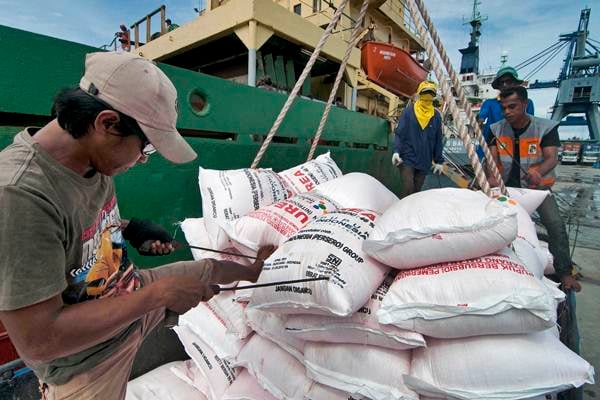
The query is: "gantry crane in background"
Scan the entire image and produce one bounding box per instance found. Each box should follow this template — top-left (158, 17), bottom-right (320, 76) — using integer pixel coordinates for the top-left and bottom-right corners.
top-left (519, 8), bottom-right (599, 141)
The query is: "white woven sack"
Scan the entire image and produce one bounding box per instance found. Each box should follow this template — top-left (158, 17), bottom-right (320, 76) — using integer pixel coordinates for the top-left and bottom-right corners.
top-left (285, 272), bottom-right (425, 350)
top-left (233, 334), bottom-right (312, 400)
top-left (208, 291), bottom-right (253, 339)
top-left (304, 342), bottom-right (417, 400)
top-left (174, 325), bottom-right (239, 400)
top-left (245, 308), bottom-right (305, 362)
top-left (278, 152), bottom-right (342, 195)
top-left (181, 217), bottom-right (252, 288)
top-left (511, 202), bottom-right (549, 278)
top-left (170, 359), bottom-right (210, 398)
top-left (179, 302), bottom-right (247, 360)
top-left (363, 188), bottom-right (518, 269)
top-left (313, 173), bottom-right (399, 213)
top-left (224, 192), bottom-right (340, 252)
top-left (540, 241), bottom-right (555, 275)
top-left (406, 330), bottom-right (595, 400)
top-left (507, 187), bottom-right (550, 214)
top-left (222, 369), bottom-right (279, 400)
top-left (250, 209), bottom-right (389, 316)
top-left (198, 167), bottom-right (290, 249)
top-left (377, 248), bottom-right (565, 338)
top-left (305, 382), bottom-right (367, 400)
top-left (125, 361), bottom-right (207, 400)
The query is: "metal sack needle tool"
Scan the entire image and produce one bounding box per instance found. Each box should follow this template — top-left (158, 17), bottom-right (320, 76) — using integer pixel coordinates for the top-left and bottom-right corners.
top-left (139, 240), bottom-right (258, 260)
top-left (164, 276), bottom-right (329, 328)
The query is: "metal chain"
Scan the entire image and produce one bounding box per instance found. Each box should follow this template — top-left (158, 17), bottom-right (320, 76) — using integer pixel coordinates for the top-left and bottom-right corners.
top-left (307, 0), bottom-right (370, 161)
top-left (407, 0), bottom-right (491, 195)
top-left (251, 0), bottom-right (350, 169)
top-left (414, 0), bottom-right (506, 194)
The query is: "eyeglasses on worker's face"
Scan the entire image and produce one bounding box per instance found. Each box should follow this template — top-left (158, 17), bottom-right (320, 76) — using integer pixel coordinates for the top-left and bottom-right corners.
top-left (136, 132), bottom-right (156, 156)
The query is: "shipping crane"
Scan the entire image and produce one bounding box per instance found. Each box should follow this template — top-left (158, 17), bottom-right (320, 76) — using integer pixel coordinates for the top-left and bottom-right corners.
top-left (517, 8), bottom-right (600, 140)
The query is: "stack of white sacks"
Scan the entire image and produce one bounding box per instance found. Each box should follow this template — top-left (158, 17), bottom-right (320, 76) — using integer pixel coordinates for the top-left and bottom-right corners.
top-left (136, 152), bottom-right (594, 400)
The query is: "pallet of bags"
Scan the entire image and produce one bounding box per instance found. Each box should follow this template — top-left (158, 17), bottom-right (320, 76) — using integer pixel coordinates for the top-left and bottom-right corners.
top-left (198, 153), bottom-right (342, 249)
top-left (405, 330), bottom-right (595, 399)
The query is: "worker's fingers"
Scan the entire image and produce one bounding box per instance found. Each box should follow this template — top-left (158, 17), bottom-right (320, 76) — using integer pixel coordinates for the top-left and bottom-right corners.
top-left (149, 240), bottom-right (174, 255)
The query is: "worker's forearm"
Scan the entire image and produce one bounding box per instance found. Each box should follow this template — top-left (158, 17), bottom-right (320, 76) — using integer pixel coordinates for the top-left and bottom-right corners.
top-left (537, 158), bottom-right (558, 177)
top-left (209, 260), bottom-right (262, 284)
top-left (29, 285), bottom-right (163, 363)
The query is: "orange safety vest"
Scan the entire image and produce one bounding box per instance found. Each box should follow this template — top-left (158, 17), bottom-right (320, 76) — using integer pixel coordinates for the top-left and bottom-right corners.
top-left (490, 116), bottom-right (559, 188)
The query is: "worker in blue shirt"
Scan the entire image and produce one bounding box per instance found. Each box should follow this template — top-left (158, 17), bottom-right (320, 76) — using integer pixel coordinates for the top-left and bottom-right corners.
top-left (392, 81), bottom-right (445, 198)
top-left (478, 66), bottom-right (534, 158)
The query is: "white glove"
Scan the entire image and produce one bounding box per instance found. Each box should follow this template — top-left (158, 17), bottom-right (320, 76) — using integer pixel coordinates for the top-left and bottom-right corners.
top-left (392, 153), bottom-right (403, 167)
top-left (432, 162), bottom-right (445, 175)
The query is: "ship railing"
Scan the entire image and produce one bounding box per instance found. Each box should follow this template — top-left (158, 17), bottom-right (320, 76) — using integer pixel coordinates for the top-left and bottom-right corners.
top-left (130, 5), bottom-right (167, 50)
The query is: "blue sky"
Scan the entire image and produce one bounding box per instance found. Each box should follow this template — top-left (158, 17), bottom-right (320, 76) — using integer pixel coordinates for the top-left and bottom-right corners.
top-left (0, 0), bottom-right (596, 137)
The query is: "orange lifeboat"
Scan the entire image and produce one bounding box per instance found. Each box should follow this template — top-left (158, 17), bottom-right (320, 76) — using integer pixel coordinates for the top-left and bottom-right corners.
top-left (361, 41), bottom-right (428, 98)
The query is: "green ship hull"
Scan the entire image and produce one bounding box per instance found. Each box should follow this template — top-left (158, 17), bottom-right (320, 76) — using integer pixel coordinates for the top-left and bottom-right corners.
top-left (0, 24), bottom-right (400, 269)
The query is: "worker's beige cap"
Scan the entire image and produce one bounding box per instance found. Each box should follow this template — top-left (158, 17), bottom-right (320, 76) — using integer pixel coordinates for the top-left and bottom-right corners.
top-left (79, 52), bottom-right (197, 164)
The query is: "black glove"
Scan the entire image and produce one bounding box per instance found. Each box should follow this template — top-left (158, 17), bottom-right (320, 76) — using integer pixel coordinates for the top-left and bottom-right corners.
top-left (122, 218), bottom-right (173, 256)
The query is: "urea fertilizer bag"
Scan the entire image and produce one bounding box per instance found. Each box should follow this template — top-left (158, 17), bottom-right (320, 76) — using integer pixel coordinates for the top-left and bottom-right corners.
top-left (224, 192), bottom-right (341, 252)
top-left (249, 208), bottom-right (389, 316)
top-left (285, 271), bottom-right (425, 351)
top-left (305, 383), bottom-right (367, 400)
top-left (125, 361), bottom-right (207, 400)
top-left (174, 325), bottom-right (239, 400)
top-left (406, 330), bottom-right (595, 400)
top-left (179, 301), bottom-right (247, 360)
top-left (512, 203), bottom-right (547, 278)
top-left (506, 186), bottom-right (550, 214)
top-left (377, 248), bottom-right (565, 338)
top-left (222, 369), bottom-right (279, 400)
top-left (198, 167), bottom-right (290, 249)
top-left (245, 307), bottom-right (305, 362)
top-left (233, 334), bottom-right (312, 400)
top-left (304, 342), bottom-right (417, 400)
top-left (313, 172), bottom-right (399, 213)
top-left (363, 188), bottom-right (517, 269)
top-left (170, 360), bottom-right (210, 398)
top-left (181, 217), bottom-right (252, 289)
top-left (278, 152), bottom-right (342, 195)
top-left (180, 218), bottom-right (252, 266)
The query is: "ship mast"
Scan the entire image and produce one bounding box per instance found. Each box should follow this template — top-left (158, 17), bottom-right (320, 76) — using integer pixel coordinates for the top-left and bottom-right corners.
top-left (458, 0), bottom-right (488, 74)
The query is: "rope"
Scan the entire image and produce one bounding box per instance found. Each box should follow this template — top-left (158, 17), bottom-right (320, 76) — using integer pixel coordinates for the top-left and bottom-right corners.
top-left (413, 0), bottom-right (505, 195)
top-left (250, 0), bottom-right (350, 169)
top-left (306, 0), bottom-right (370, 161)
top-left (407, 0), bottom-right (491, 196)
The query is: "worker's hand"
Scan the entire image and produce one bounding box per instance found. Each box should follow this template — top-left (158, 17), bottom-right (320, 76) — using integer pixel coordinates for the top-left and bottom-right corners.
top-left (245, 245), bottom-right (276, 282)
top-left (158, 275), bottom-right (216, 314)
top-left (431, 162), bottom-right (445, 175)
top-left (392, 153), bottom-right (403, 167)
top-left (561, 275), bottom-right (582, 293)
top-left (122, 218), bottom-right (174, 256)
top-left (526, 167), bottom-right (543, 188)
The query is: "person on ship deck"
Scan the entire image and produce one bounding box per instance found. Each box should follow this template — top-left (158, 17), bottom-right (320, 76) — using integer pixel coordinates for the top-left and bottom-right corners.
top-left (392, 80), bottom-right (445, 198)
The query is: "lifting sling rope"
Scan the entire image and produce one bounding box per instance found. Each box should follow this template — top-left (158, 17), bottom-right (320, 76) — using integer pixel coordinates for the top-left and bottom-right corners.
top-left (251, 0), bottom-right (504, 198)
